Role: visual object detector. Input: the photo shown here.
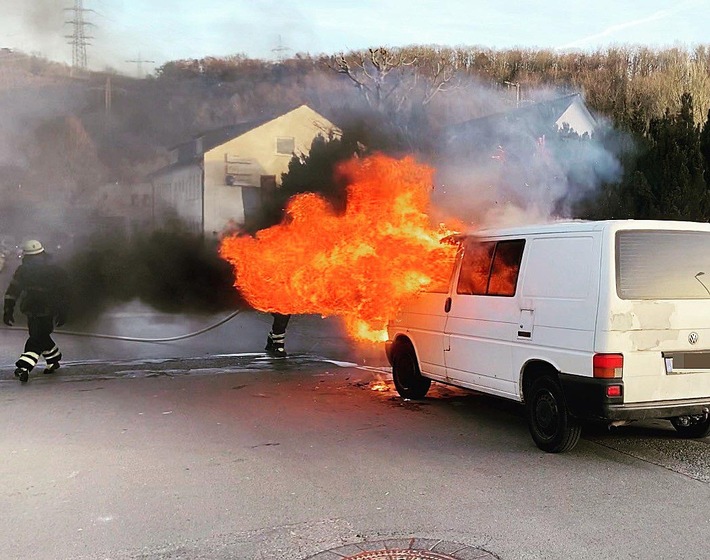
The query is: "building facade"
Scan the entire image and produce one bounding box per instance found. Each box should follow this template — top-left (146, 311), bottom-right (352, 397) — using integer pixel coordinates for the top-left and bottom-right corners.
top-left (151, 104), bottom-right (340, 236)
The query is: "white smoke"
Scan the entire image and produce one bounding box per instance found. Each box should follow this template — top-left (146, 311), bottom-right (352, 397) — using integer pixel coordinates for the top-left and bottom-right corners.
top-left (431, 89), bottom-right (624, 230)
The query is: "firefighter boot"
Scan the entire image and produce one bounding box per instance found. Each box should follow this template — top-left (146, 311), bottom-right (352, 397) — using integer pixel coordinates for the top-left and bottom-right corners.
top-left (14, 367), bottom-right (29, 383)
top-left (43, 361), bottom-right (61, 375)
top-left (265, 332), bottom-right (287, 358)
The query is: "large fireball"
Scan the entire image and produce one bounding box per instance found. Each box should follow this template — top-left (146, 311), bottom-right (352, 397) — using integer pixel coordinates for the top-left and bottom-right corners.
top-left (219, 153), bottom-right (458, 341)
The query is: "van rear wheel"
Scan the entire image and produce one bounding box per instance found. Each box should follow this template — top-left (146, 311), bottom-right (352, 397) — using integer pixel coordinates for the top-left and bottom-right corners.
top-left (671, 414), bottom-right (710, 438)
top-left (527, 375), bottom-right (581, 453)
top-left (391, 343), bottom-right (431, 400)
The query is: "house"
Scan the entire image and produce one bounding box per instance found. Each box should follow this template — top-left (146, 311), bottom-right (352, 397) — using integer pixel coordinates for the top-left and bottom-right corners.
top-left (150, 104), bottom-right (340, 236)
top-left (444, 93), bottom-right (597, 157)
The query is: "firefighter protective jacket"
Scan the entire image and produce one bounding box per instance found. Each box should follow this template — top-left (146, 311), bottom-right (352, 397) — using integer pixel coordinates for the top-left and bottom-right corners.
top-left (3, 254), bottom-right (69, 320)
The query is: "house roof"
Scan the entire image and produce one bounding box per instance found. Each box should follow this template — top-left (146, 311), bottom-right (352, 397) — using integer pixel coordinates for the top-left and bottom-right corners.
top-left (168, 116), bottom-right (274, 154)
top-left (161, 104), bottom-right (338, 172)
top-left (445, 93), bottom-right (596, 147)
top-left (148, 104), bottom-right (340, 182)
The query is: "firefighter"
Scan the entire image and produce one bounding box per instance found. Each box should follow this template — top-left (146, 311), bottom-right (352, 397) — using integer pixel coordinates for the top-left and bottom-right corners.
top-left (3, 240), bottom-right (69, 383)
top-left (265, 312), bottom-right (290, 357)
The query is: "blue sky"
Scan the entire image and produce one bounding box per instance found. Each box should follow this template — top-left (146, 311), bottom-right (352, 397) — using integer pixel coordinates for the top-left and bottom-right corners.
top-left (2, 0), bottom-right (709, 75)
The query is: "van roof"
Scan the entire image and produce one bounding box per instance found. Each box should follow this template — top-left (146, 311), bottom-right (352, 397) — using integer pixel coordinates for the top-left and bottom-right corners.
top-left (469, 219), bottom-right (710, 238)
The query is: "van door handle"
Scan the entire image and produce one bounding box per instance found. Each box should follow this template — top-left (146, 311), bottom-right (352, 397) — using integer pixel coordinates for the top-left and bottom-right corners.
top-left (444, 297), bottom-right (452, 313)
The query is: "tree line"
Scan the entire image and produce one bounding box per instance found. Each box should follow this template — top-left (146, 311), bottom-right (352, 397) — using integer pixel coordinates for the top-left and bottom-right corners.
top-left (152, 46), bottom-right (710, 224)
top-left (577, 92), bottom-right (710, 221)
top-left (3, 44), bottom-right (710, 229)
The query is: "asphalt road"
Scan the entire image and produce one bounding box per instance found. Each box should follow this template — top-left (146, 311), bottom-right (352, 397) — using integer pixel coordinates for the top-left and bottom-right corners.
top-left (1, 308), bottom-right (710, 559)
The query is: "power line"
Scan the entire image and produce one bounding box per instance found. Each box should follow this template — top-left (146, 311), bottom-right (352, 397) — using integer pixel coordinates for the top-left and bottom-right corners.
top-left (64, 0), bottom-right (95, 73)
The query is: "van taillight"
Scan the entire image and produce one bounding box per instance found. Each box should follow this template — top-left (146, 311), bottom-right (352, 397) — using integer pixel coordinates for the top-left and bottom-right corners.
top-left (593, 353), bottom-right (623, 378)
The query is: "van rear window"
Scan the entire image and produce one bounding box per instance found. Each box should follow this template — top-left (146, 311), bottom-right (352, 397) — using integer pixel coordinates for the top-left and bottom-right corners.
top-left (617, 230), bottom-right (710, 299)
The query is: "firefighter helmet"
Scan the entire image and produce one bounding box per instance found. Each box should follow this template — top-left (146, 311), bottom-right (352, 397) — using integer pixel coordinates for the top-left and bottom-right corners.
top-left (22, 239), bottom-right (44, 256)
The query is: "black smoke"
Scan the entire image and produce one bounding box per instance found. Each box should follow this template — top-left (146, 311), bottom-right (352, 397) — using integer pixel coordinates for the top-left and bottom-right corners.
top-left (54, 225), bottom-right (246, 328)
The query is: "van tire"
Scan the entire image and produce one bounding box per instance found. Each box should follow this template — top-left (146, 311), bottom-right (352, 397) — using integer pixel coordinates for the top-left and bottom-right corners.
top-left (527, 375), bottom-right (581, 453)
top-left (671, 414), bottom-right (710, 438)
top-left (391, 343), bottom-right (431, 400)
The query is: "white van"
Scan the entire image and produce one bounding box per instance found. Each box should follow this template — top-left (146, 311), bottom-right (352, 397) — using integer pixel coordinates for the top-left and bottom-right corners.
top-left (385, 220), bottom-right (710, 452)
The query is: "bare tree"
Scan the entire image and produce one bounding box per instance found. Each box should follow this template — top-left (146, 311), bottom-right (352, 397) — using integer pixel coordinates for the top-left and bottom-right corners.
top-left (330, 47), bottom-right (458, 113)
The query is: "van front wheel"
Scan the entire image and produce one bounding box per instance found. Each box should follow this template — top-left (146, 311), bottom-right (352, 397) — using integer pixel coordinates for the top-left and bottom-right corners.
top-left (527, 375), bottom-right (581, 453)
top-left (391, 344), bottom-right (431, 400)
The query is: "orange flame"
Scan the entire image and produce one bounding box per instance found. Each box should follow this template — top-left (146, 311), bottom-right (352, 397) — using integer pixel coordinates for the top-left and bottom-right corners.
top-left (219, 153), bottom-right (458, 341)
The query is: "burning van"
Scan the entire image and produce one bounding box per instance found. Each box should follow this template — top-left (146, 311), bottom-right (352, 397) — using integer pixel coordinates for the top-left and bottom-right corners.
top-left (385, 220), bottom-right (710, 453)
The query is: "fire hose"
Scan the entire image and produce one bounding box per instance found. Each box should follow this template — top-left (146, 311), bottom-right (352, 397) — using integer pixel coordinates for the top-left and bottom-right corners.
top-left (0, 309), bottom-right (243, 343)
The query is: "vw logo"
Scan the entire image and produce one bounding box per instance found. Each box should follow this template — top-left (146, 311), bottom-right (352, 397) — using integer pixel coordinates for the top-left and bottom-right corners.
top-left (689, 332), bottom-right (699, 345)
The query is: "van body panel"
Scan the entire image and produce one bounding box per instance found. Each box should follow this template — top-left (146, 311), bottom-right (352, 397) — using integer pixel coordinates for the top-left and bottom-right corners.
top-left (444, 296), bottom-right (519, 398)
top-left (511, 234), bottom-right (601, 385)
top-left (386, 220), bottom-right (710, 429)
top-left (390, 292), bottom-right (450, 380)
top-left (596, 223), bottom-right (710, 405)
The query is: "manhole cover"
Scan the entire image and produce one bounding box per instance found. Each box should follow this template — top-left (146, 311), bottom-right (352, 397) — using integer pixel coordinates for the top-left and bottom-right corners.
top-left (305, 538), bottom-right (496, 560)
top-left (346, 552), bottom-right (457, 559)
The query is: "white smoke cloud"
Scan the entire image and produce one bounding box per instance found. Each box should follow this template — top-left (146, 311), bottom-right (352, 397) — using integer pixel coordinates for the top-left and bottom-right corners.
top-left (431, 89), bottom-right (623, 230)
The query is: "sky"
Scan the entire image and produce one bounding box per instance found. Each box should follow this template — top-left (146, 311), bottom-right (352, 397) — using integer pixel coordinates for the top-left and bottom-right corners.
top-left (1, 0), bottom-right (709, 75)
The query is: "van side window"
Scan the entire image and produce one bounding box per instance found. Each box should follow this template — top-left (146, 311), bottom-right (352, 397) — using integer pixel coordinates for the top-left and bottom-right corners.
top-left (488, 239), bottom-right (525, 296)
top-left (457, 240), bottom-right (495, 295)
top-left (457, 239), bottom-right (525, 297)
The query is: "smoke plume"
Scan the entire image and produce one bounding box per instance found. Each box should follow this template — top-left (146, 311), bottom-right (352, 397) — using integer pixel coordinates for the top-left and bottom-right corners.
top-left (54, 227), bottom-right (245, 328)
top-left (1, 211), bottom-right (246, 330)
top-left (430, 90), bottom-right (624, 229)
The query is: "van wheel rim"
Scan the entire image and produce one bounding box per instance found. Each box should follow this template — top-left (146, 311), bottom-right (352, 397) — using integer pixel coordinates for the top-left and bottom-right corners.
top-left (535, 391), bottom-right (559, 437)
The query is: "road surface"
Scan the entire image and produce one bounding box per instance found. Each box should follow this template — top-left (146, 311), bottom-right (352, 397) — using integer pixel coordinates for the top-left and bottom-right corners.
top-left (1, 308), bottom-right (710, 559)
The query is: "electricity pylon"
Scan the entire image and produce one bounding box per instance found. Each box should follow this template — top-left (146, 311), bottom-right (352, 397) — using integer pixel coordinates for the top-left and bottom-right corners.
top-left (126, 54), bottom-right (156, 78)
top-left (64, 0), bottom-right (94, 73)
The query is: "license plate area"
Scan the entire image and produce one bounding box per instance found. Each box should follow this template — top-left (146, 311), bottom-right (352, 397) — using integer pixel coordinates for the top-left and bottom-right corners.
top-left (663, 351), bottom-right (710, 374)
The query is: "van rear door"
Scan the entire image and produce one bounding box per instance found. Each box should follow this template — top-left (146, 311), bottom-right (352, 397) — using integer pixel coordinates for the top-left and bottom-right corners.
top-left (600, 228), bottom-right (710, 403)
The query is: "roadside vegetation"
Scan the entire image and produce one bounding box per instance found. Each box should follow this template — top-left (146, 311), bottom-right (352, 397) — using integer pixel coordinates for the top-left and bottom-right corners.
top-left (2, 45), bottom-right (710, 225)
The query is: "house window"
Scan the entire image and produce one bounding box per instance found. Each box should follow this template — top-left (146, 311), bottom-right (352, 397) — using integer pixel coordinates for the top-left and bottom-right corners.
top-left (260, 175), bottom-right (277, 190)
top-left (276, 136), bottom-right (295, 155)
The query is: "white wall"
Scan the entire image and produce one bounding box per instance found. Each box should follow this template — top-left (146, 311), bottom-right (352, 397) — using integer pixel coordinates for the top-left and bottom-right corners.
top-left (152, 164), bottom-right (203, 233)
top-left (555, 100), bottom-right (596, 137)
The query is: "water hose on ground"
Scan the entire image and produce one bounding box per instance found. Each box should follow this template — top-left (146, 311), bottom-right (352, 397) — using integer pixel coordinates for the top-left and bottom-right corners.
top-left (0, 309), bottom-right (243, 343)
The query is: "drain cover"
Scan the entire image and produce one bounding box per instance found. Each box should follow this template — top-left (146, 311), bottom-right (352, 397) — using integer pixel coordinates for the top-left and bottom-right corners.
top-left (346, 552), bottom-right (458, 559)
top-left (305, 538), bottom-right (496, 560)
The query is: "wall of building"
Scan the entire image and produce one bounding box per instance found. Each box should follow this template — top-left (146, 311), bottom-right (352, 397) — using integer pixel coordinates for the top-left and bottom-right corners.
top-left (202, 105), bottom-right (339, 235)
top-left (556, 100), bottom-right (596, 137)
top-left (151, 163), bottom-right (203, 233)
top-left (93, 181), bottom-right (155, 234)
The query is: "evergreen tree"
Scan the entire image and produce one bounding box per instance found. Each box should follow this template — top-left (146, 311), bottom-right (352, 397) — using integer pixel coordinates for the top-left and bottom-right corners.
top-left (635, 93), bottom-right (708, 220)
top-left (700, 109), bottom-right (710, 193)
top-left (243, 130), bottom-right (364, 233)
